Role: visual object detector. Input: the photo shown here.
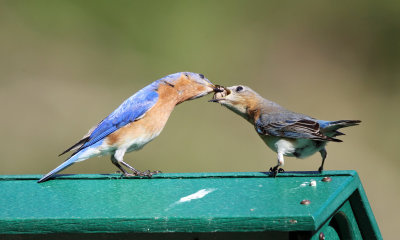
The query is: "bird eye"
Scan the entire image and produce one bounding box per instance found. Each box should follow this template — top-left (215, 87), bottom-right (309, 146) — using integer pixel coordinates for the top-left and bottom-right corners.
top-left (199, 73), bottom-right (205, 79)
top-left (184, 73), bottom-right (189, 78)
top-left (236, 86), bottom-right (244, 92)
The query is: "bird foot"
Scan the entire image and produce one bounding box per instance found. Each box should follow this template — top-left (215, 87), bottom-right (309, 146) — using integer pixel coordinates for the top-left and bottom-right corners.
top-left (122, 172), bottom-right (136, 177)
top-left (123, 170), bottom-right (162, 178)
top-left (269, 166), bottom-right (284, 177)
top-left (318, 166), bottom-right (323, 173)
top-left (137, 170), bottom-right (162, 177)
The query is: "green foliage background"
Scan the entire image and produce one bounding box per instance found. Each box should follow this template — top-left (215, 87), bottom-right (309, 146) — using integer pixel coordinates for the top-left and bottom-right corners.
top-left (1, 1), bottom-right (399, 237)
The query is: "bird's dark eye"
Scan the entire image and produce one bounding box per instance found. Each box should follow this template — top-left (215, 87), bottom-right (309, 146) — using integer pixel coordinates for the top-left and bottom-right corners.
top-left (236, 86), bottom-right (244, 92)
top-left (184, 73), bottom-right (189, 78)
top-left (199, 73), bottom-right (205, 79)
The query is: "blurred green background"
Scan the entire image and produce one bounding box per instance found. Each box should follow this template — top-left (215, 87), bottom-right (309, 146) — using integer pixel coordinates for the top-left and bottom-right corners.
top-left (1, 0), bottom-right (399, 237)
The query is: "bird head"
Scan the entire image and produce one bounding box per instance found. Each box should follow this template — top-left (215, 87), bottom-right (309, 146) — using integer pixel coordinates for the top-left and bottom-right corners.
top-left (161, 72), bottom-right (222, 104)
top-left (209, 85), bottom-right (261, 120)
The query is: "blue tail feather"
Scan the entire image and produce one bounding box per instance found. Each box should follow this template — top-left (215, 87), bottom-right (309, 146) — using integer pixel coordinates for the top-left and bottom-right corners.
top-left (318, 120), bottom-right (361, 138)
top-left (37, 153), bottom-right (80, 183)
top-left (39, 139), bottom-right (105, 183)
top-left (319, 120), bottom-right (361, 130)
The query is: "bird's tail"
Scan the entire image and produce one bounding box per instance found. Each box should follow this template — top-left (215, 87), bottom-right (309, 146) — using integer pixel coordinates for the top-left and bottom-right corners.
top-left (319, 120), bottom-right (361, 138)
top-left (37, 153), bottom-right (81, 183)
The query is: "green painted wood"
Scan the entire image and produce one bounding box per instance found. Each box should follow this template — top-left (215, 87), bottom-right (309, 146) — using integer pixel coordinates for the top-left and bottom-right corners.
top-left (0, 232), bottom-right (289, 240)
top-left (334, 200), bottom-right (363, 239)
top-left (0, 171), bottom-right (381, 238)
top-left (312, 200), bottom-right (362, 240)
top-left (321, 226), bottom-right (340, 239)
top-left (350, 183), bottom-right (383, 239)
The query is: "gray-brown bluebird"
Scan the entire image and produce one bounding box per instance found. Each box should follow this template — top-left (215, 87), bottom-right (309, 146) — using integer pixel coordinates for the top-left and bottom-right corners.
top-left (210, 85), bottom-right (360, 176)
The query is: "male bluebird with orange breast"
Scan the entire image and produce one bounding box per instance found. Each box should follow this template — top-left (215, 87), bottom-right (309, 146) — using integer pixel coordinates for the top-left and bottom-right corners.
top-left (210, 85), bottom-right (361, 176)
top-left (38, 72), bottom-right (221, 183)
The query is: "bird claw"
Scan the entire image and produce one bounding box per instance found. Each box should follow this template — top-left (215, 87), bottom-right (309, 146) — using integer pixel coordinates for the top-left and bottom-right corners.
top-left (269, 166), bottom-right (284, 177)
top-left (318, 166), bottom-right (323, 173)
top-left (122, 170), bottom-right (161, 178)
top-left (122, 172), bottom-right (136, 177)
top-left (138, 170), bottom-right (161, 177)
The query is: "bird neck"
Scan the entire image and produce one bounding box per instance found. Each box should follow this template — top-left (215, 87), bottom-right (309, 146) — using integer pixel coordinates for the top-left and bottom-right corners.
top-left (240, 97), bottom-right (265, 124)
top-left (246, 98), bottom-right (283, 124)
top-left (246, 104), bottom-right (262, 124)
top-left (157, 83), bottom-right (182, 106)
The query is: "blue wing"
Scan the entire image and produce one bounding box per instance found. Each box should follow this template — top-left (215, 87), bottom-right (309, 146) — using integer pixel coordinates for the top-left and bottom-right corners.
top-left (60, 81), bottom-right (160, 156)
top-left (81, 90), bottom-right (159, 149)
top-left (255, 113), bottom-right (339, 141)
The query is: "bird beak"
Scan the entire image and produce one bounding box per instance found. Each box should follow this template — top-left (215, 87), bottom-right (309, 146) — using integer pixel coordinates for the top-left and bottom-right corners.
top-left (209, 86), bottom-right (231, 102)
top-left (213, 85), bottom-right (225, 93)
top-left (187, 82), bottom-right (220, 101)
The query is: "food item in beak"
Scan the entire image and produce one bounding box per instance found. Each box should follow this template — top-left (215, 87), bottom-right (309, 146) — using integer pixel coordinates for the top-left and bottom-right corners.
top-left (213, 91), bottom-right (225, 100)
top-left (213, 85), bottom-right (225, 93)
top-left (211, 86), bottom-right (230, 101)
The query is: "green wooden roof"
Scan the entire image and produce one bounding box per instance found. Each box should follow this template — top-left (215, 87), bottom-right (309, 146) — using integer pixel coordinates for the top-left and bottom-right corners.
top-left (0, 171), bottom-right (378, 235)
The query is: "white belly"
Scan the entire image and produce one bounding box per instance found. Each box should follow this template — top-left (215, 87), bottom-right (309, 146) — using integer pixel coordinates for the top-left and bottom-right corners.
top-left (260, 135), bottom-right (326, 159)
top-left (125, 131), bottom-right (161, 153)
top-left (74, 131), bottom-right (161, 163)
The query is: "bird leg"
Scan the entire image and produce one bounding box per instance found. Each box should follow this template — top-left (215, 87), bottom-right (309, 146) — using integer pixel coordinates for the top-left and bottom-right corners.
top-left (111, 152), bottom-right (161, 178)
top-left (120, 160), bottom-right (161, 177)
top-left (269, 165), bottom-right (285, 177)
top-left (111, 155), bottom-right (132, 176)
top-left (318, 148), bottom-right (327, 173)
top-left (269, 152), bottom-right (285, 177)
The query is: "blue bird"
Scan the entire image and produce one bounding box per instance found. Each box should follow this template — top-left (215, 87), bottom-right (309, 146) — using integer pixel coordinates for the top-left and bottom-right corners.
top-left (38, 72), bottom-right (220, 183)
top-left (210, 85), bottom-right (361, 176)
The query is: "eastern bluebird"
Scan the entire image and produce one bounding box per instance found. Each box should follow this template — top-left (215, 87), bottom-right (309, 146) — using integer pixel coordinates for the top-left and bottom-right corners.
top-left (210, 85), bottom-right (361, 176)
top-left (38, 72), bottom-right (220, 183)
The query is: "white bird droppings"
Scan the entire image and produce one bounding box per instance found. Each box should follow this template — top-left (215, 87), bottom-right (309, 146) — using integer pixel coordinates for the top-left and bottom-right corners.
top-left (310, 180), bottom-right (317, 187)
top-left (179, 188), bottom-right (216, 203)
top-left (165, 188), bottom-right (216, 211)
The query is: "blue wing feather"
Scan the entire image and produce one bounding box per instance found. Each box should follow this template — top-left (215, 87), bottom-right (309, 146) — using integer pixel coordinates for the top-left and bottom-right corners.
top-left (60, 74), bottom-right (184, 157)
top-left (80, 82), bottom-right (160, 150)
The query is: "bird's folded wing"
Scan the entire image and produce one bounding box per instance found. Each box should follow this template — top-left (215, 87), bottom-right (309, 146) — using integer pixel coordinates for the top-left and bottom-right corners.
top-left (255, 114), bottom-right (338, 141)
top-left (60, 88), bottom-right (159, 156)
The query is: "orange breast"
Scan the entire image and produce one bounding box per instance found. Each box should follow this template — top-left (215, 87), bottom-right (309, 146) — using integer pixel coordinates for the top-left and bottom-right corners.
top-left (105, 84), bottom-right (178, 147)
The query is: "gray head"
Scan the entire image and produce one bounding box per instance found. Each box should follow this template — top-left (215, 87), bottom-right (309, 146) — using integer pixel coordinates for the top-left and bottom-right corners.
top-left (209, 85), bottom-right (265, 120)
